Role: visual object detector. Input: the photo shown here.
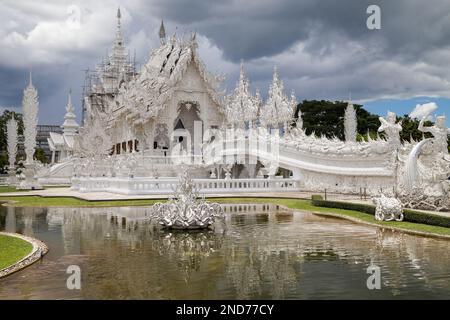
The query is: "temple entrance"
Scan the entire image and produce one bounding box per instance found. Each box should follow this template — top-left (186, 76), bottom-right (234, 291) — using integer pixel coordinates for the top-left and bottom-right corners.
top-left (173, 101), bottom-right (202, 152)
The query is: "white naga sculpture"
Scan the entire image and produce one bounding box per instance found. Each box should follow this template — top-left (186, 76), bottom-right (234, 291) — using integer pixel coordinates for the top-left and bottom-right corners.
top-left (399, 114), bottom-right (450, 211)
top-left (18, 73), bottom-right (42, 190)
top-left (372, 195), bottom-right (404, 221)
top-left (6, 117), bottom-right (18, 185)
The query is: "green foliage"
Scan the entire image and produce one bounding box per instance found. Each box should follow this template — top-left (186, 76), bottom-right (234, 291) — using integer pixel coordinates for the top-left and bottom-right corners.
top-left (34, 148), bottom-right (49, 164)
top-left (397, 114), bottom-right (433, 142)
top-left (295, 100), bottom-right (380, 140)
top-left (311, 196), bottom-right (376, 215)
top-left (294, 101), bottom-right (450, 151)
top-left (0, 110), bottom-right (24, 173)
top-left (0, 110), bottom-right (24, 151)
top-left (0, 154), bottom-right (8, 174)
top-left (404, 209), bottom-right (450, 228)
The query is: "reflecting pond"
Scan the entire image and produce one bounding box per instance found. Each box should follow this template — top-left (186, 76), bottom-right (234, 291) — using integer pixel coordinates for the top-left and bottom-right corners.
top-left (0, 203), bottom-right (449, 299)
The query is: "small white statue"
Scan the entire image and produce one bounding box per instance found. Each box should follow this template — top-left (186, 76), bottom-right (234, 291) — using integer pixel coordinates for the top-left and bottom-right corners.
top-left (378, 111), bottom-right (402, 148)
top-left (372, 194), bottom-right (404, 221)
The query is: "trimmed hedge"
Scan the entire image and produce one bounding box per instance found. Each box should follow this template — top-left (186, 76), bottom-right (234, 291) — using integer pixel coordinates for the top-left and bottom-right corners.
top-left (403, 209), bottom-right (450, 228)
top-left (311, 195), bottom-right (450, 229)
top-left (311, 195), bottom-right (375, 215)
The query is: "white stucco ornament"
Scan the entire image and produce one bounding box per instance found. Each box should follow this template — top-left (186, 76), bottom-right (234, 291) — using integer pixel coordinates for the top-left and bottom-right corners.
top-left (372, 195), bottom-right (404, 221)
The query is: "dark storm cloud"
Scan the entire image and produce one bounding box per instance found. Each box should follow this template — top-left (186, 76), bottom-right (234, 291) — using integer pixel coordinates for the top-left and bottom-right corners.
top-left (2, 0), bottom-right (450, 123)
top-left (148, 0), bottom-right (450, 63)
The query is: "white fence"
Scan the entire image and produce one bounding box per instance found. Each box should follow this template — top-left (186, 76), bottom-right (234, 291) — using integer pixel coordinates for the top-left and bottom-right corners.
top-left (72, 177), bottom-right (301, 195)
top-left (0, 174), bottom-right (8, 186)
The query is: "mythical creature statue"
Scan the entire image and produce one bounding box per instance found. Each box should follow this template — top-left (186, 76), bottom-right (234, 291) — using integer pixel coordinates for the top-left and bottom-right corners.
top-left (418, 115), bottom-right (450, 155)
top-left (372, 195), bottom-right (404, 221)
top-left (378, 111), bottom-right (402, 148)
top-left (399, 114), bottom-right (450, 211)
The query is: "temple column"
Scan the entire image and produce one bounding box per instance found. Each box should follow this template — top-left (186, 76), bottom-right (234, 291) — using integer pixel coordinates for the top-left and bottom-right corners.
top-left (51, 150), bottom-right (55, 164)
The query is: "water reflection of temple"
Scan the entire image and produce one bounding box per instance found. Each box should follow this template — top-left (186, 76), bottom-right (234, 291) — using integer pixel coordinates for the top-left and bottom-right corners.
top-left (1, 204), bottom-right (450, 299)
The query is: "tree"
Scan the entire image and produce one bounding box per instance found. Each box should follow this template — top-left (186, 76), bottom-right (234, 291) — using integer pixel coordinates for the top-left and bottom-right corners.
top-left (294, 100), bottom-right (380, 140)
top-left (34, 148), bottom-right (49, 164)
top-left (0, 110), bottom-right (24, 173)
top-left (397, 114), bottom-right (433, 142)
top-left (295, 101), bottom-right (450, 151)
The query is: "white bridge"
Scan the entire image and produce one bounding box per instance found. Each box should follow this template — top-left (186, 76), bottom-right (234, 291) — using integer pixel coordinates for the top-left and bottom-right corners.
top-left (66, 132), bottom-right (398, 196)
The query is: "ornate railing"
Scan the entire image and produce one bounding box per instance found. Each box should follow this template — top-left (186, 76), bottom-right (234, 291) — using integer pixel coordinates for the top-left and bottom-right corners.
top-left (72, 177), bottom-right (301, 195)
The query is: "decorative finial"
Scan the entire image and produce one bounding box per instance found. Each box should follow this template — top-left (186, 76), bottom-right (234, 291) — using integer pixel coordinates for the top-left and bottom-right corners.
top-left (117, 7), bottom-right (121, 19)
top-left (239, 60), bottom-right (245, 79)
top-left (159, 20), bottom-right (166, 44)
top-left (29, 69), bottom-right (32, 86)
top-left (66, 89), bottom-right (74, 113)
top-left (273, 65), bottom-right (279, 80)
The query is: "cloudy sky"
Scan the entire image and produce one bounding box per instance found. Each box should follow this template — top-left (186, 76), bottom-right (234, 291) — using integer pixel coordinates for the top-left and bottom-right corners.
top-left (0, 0), bottom-right (449, 125)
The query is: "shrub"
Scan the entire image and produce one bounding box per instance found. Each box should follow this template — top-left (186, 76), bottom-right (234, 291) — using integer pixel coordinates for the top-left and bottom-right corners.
top-left (311, 195), bottom-right (450, 229)
top-left (311, 196), bottom-right (376, 215)
top-left (403, 209), bottom-right (450, 228)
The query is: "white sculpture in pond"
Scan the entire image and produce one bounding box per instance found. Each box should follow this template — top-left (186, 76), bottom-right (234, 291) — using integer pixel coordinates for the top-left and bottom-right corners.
top-left (150, 169), bottom-right (224, 229)
top-left (372, 195), bottom-right (404, 221)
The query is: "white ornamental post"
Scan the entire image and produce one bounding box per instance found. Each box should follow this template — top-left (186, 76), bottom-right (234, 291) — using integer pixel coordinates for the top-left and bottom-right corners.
top-left (18, 72), bottom-right (43, 190)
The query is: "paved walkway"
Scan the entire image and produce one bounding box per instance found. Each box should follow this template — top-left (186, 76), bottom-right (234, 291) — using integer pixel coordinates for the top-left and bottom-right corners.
top-left (0, 187), bottom-right (361, 201)
top-left (1, 188), bottom-right (449, 218)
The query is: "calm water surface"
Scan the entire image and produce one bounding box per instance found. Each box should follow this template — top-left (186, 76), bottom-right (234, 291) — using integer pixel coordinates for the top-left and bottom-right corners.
top-left (0, 203), bottom-right (449, 299)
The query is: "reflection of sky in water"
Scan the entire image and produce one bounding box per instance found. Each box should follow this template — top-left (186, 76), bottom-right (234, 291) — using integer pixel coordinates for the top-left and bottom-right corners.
top-left (0, 204), bottom-right (449, 299)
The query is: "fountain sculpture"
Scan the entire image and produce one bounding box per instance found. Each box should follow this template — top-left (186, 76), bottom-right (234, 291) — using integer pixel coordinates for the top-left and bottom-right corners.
top-left (150, 169), bottom-right (225, 230)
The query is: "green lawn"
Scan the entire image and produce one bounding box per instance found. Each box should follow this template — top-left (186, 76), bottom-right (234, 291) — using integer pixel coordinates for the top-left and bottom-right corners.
top-left (0, 195), bottom-right (449, 237)
top-left (0, 195), bottom-right (161, 207)
top-left (0, 186), bottom-right (69, 193)
top-left (0, 186), bottom-right (26, 193)
top-left (0, 234), bottom-right (33, 270)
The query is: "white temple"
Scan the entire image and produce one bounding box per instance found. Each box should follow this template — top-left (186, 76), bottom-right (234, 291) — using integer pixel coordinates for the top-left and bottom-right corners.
top-left (33, 10), bottom-right (449, 211)
top-left (48, 90), bottom-right (79, 164)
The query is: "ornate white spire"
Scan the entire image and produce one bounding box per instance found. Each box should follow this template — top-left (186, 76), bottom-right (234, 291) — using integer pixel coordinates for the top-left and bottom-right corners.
top-left (6, 116), bottom-right (18, 169)
top-left (63, 89), bottom-right (79, 136)
top-left (22, 72), bottom-right (39, 164)
top-left (344, 100), bottom-right (357, 142)
top-left (261, 66), bottom-right (294, 128)
top-left (110, 7), bottom-right (126, 68)
top-left (116, 7), bottom-right (123, 45)
top-left (225, 62), bottom-right (259, 126)
top-left (159, 20), bottom-right (166, 44)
